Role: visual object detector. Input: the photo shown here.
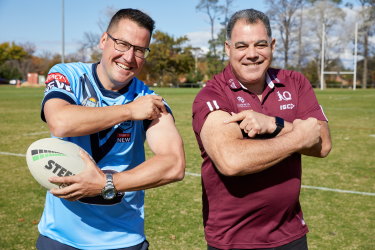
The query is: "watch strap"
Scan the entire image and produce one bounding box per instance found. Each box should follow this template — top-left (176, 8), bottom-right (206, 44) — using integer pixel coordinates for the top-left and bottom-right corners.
top-left (269, 116), bottom-right (284, 137)
top-left (255, 116), bottom-right (284, 139)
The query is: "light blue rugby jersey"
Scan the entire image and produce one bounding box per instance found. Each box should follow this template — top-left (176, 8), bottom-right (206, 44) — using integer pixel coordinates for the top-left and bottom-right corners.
top-left (39, 62), bottom-right (171, 249)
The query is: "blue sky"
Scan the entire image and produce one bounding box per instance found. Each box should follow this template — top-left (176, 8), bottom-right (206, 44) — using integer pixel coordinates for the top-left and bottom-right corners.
top-left (0, 0), bottom-right (363, 57)
top-left (0, 0), bottom-right (268, 55)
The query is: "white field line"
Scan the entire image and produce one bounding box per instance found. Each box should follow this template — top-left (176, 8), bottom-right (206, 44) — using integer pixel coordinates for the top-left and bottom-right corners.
top-left (1, 152), bottom-right (373, 197)
top-left (23, 131), bottom-right (50, 136)
top-left (185, 172), bottom-right (375, 197)
top-left (0, 152), bottom-right (26, 157)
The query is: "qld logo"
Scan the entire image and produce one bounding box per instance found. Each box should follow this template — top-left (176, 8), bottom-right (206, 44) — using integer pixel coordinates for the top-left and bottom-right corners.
top-left (277, 91), bottom-right (292, 101)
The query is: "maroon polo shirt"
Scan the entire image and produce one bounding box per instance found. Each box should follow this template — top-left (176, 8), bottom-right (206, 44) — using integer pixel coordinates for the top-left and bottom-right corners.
top-left (192, 65), bottom-right (327, 249)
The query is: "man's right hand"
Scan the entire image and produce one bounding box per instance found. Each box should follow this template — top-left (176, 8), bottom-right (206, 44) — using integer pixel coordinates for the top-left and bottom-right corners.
top-left (126, 95), bottom-right (167, 120)
top-left (292, 118), bottom-right (321, 150)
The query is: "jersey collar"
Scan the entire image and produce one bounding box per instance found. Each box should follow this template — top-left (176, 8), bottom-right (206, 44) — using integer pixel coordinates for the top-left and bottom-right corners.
top-left (227, 67), bottom-right (282, 91)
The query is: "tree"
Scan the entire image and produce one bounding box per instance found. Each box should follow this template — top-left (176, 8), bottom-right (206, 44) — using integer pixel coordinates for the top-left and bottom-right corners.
top-left (196, 0), bottom-right (236, 78)
top-left (196, 0), bottom-right (222, 56)
top-left (0, 42), bottom-right (28, 64)
top-left (355, 0), bottom-right (375, 88)
top-left (145, 31), bottom-right (195, 86)
top-left (79, 32), bottom-right (102, 62)
top-left (0, 42), bottom-right (29, 80)
top-left (305, 0), bottom-right (346, 88)
top-left (266, 0), bottom-right (304, 68)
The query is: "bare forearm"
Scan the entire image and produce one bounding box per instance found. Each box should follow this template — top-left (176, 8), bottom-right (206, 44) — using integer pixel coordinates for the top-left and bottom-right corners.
top-left (46, 104), bottom-right (131, 137)
top-left (202, 111), bottom-right (321, 176)
top-left (44, 95), bottom-right (166, 138)
top-left (215, 133), bottom-right (300, 176)
top-left (113, 154), bottom-right (185, 192)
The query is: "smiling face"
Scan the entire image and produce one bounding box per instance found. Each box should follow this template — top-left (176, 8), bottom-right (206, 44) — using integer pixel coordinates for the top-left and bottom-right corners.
top-left (225, 19), bottom-right (275, 91)
top-left (97, 18), bottom-right (151, 91)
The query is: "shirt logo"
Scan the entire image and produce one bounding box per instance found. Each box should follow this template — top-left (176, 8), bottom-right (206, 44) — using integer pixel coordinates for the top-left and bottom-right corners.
top-left (119, 120), bottom-right (133, 131)
top-left (82, 97), bottom-right (98, 107)
top-left (237, 96), bottom-right (245, 103)
top-left (280, 103), bottom-right (295, 110)
top-left (45, 72), bottom-right (72, 93)
top-left (277, 91), bottom-right (292, 101)
top-left (117, 133), bottom-right (131, 143)
top-left (236, 96), bottom-right (251, 109)
top-left (228, 79), bottom-right (237, 89)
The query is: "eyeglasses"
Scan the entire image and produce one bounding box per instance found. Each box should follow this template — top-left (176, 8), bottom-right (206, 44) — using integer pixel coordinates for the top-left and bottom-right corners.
top-left (106, 33), bottom-right (150, 59)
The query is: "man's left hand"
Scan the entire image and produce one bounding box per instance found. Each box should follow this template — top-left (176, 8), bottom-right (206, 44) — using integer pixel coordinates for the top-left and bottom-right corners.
top-left (49, 150), bottom-right (106, 201)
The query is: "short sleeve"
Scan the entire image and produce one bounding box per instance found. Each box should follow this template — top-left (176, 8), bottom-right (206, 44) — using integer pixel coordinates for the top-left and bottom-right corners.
top-left (192, 85), bottom-right (233, 135)
top-left (41, 64), bottom-right (80, 122)
top-left (295, 73), bottom-right (328, 122)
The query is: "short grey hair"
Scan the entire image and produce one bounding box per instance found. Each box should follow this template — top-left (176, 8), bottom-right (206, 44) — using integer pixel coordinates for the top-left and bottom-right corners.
top-left (226, 9), bottom-right (272, 40)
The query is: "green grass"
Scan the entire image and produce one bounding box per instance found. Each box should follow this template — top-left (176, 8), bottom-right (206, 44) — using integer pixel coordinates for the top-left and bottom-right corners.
top-left (0, 85), bottom-right (374, 249)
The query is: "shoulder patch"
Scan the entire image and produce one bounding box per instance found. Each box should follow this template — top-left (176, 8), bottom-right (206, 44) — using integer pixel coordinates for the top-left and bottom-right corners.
top-left (45, 72), bottom-right (72, 93)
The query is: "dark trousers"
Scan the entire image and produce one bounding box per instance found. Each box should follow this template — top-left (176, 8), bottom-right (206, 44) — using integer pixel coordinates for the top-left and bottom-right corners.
top-left (208, 235), bottom-right (308, 250)
top-left (36, 234), bottom-right (149, 250)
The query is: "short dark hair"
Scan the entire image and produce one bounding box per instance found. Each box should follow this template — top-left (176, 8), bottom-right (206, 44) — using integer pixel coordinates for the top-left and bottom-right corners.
top-left (226, 9), bottom-right (272, 40)
top-left (107, 8), bottom-right (155, 35)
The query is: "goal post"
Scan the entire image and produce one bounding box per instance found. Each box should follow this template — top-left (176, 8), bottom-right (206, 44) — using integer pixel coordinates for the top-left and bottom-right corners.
top-left (320, 23), bottom-right (358, 90)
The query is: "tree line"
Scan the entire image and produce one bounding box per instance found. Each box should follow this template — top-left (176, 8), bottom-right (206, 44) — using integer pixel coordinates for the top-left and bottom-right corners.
top-left (0, 0), bottom-right (374, 88)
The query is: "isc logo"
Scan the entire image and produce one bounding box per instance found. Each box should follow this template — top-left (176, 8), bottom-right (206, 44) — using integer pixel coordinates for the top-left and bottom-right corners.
top-left (280, 103), bottom-right (295, 110)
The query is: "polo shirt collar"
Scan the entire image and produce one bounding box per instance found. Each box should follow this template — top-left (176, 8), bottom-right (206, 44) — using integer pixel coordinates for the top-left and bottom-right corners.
top-left (226, 68), bottom-right (282, 91)
top-left (224, 65), bottom-right (281, 90)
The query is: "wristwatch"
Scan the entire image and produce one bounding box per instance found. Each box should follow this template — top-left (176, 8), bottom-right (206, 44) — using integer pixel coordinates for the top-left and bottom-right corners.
top-left (270, 116), bottom-right (284, 137)
top-left (101, 173), bottom-right (117, 200)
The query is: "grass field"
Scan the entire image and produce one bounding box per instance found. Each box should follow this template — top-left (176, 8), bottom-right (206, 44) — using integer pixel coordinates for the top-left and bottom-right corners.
top-left (0, 85), bottom-right (374, 249)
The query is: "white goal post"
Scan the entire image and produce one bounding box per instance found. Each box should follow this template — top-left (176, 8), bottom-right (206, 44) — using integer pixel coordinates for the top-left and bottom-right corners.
top-left (320, 23), bottom-right (358, 90)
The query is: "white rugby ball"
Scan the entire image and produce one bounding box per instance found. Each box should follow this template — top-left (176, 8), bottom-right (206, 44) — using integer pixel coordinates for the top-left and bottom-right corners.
top-left (26, 138), bottom-right (86, 189)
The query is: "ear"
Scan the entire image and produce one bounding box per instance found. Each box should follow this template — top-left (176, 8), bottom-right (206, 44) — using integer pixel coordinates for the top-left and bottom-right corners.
top-left (270, 38), bottom-right (276, 53)
top-left (98, 33), bottom-right (107, 50)
top-left (225, 41), bottom-right (231, 57)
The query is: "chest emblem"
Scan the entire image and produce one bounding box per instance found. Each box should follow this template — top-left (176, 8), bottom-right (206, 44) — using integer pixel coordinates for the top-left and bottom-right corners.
top-left (277, 91), bottom-right (292, 101)
top-left (82, 97), bottom-right (98, 107)
top-left (236, 96), bottom-right (251, 109)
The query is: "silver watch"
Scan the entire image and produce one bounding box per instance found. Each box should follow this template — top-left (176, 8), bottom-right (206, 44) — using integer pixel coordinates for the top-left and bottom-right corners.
top-left (101, 173), bottom-right (117, 200)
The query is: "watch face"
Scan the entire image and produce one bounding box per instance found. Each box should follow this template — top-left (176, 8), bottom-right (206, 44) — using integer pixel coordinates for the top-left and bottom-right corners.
top-left (103, 188), bottom-right (116, 200)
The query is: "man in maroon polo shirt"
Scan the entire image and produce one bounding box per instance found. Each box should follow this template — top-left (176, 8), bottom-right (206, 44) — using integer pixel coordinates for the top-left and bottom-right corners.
top-left (192, 9), bottom-right (332, 250)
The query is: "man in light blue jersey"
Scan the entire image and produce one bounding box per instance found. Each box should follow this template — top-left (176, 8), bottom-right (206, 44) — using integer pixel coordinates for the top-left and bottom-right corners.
top-left (36, 8), bottom-right (185, 250)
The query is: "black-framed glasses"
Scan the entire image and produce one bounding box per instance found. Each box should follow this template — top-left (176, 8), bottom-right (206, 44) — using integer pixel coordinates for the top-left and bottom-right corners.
top-left (106, 33), bottom-right (150, 59)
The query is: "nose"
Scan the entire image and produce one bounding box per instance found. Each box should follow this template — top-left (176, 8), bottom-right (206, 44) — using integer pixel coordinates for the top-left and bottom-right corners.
top-left (245, 46), bottom-right (258, 60)
top-left (121, 46), bottom-right (136, 62)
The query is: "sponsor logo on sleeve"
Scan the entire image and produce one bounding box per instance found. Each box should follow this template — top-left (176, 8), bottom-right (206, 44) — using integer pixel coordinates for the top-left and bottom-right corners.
top-left (45, 72), bottom-right (72, 93)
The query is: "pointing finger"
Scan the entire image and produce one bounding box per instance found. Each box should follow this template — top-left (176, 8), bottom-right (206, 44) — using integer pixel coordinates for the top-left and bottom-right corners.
top-left (224, 113), bottom-right (244, 124)
top-left (154, 100), bottom-right (167, 114)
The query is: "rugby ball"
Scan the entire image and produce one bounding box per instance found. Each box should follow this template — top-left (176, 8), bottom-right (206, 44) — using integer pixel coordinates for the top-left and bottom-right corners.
top-left (26, 138), bottom-right (86, 189)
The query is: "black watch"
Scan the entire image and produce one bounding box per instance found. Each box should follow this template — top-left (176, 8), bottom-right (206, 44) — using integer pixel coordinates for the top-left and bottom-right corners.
top-left (269, 116), bottom-right (284, 137)
top-left (101, 173), bottom-right (117, 200)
